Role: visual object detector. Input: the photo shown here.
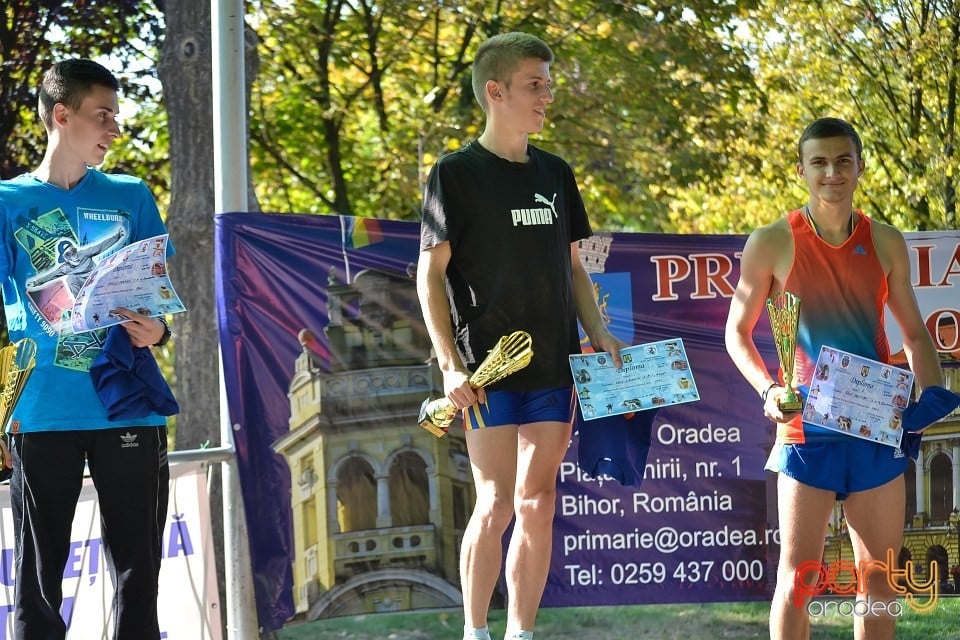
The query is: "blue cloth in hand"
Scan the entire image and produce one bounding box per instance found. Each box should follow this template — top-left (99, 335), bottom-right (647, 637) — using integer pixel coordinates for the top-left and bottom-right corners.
top-left (90, 325), bottom-right (179, 420)
top-left (576, 407), bottom-right (659, 487)
top-left (900, 386), bottom-right (960, 460)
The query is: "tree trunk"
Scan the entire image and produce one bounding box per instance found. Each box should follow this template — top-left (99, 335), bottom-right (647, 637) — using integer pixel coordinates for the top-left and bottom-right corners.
top-left (158, 2), bottom-right (261, 632)
top-left (157, 0), bottom-right (223, 627)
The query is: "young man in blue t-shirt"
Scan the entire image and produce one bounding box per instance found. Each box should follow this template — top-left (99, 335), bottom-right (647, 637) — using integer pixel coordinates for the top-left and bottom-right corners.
top-left (0, 59), bottom-right (175, 639)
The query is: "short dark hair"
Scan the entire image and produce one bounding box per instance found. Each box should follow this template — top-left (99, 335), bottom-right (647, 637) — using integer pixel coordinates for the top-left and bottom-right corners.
top-left (472, 32), bottom-right (553, 113)
top-left (38, 59), bottom-right (119, 130)
top-left (798, 117), bottom-right (863, 162)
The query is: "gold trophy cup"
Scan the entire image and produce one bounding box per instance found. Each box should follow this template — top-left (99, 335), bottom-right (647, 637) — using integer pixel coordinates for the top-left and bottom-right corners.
top-left (419, 331), bottom-right (533, 437)
top-left (0, 338), bottom-right (38, 481)
top-left (765, 292), bottom-right (803, 411)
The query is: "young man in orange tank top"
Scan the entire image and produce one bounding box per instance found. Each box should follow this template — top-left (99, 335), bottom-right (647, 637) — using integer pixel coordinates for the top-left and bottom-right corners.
top-left (725, 118), bottom-right (944, 640)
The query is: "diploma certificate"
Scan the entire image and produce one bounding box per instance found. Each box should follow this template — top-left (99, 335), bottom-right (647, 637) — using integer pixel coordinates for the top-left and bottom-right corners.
top-left (569, 339), bottom-right (700, 421)
top-left (70, 234), bottom-right (186, 333)
top-left (802, 345), bottom-right (913, 448)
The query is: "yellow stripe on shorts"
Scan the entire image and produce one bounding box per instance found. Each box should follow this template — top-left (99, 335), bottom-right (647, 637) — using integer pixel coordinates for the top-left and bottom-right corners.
top-left (466, 404), bottom-right (486, 429)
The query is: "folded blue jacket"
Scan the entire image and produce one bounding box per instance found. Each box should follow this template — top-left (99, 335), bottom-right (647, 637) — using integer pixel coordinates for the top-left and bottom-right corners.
top-left (900, 385), bottom-right (960, 460)
top-left (90, 325), bottom-right (180, 420)
top-left (576, 407), bottom-right (659, 487)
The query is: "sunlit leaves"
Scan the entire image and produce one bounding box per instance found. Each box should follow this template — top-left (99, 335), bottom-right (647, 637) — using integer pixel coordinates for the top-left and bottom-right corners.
top-left (686, 0), bottom-right (960, 233)
top-left (247, 0), bottom-right (763, 231)
top-left (0, 2), bottom-right (163, 182)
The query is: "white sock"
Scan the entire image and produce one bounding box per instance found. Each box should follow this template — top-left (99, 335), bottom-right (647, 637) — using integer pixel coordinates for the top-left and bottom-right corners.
top-left (505, 631), bottom-right (534, 640)
top-left (464, 626), bottom-right (492, 640)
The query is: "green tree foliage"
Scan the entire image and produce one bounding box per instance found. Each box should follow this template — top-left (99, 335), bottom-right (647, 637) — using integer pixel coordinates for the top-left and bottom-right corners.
top-left (812, 0), bottom-right (960, 231)
top-left (670, 0), bottom-right (960, 233)
top-left (7, 2), bottom-right (959, 236)
top-left (248, 0), bottom-right (763, 231)
top-left (0, 2), bottom-right (165, 184)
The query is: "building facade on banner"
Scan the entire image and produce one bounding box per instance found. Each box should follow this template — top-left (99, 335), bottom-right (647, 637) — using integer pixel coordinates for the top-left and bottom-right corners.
top-left (272, 268), bottom-right (473, 619)
top-left (822, 363), bottom-right (960, 594)
top-left (267, 230), bottom-right (960, 618)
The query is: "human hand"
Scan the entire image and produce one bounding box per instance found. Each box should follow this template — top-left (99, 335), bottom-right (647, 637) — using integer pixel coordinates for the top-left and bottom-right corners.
top-left (761, 384), bottom-right (802, 423)
top-left (442, 368), bottom-right (481, 411)
top-left (589, 328), bottom-right (628, 368)
top-left (113, 307), bottom-right (165, 348)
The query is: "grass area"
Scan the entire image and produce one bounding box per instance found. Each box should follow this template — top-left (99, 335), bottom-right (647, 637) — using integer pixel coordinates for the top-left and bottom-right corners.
top-left (275, 596), bottom-right (960, 639)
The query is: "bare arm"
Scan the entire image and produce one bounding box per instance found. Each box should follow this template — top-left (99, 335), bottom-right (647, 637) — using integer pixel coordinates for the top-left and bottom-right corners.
top-left (724, 222), bottom-right (796, 421)
top-left (415, 242), bottom-right (478, 409)
top-left (571, 242), bottom-right (625, 366)
top-left (875, 224), bottom-right (942, 390)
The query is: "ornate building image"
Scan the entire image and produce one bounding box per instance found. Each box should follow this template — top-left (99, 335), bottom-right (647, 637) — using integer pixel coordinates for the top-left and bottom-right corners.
top-left (273, 268), bottom-right (474, 620)
top-left (216, 216), bottom-right (960, 628)
top-left (268, 233), bottom-right (960, 621)
top-left (822, 360), bottom-right (960, 595)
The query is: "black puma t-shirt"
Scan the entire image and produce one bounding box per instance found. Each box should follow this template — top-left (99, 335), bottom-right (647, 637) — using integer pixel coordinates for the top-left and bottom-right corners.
top-left (420, 141), bottom-right (592, 391)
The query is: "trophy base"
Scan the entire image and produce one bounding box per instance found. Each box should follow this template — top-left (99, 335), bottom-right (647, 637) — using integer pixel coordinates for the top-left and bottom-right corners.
top-left (419, 421), bottom-right (449, 438)
top-left (778, 399), bottom-right (803, 412)
top-left (418, 398), bottom-right (450, 438)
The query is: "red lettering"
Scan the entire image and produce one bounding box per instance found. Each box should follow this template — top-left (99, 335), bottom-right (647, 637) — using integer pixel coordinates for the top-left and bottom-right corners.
top-left (910, 241), bottom-right (960, 287)
top-left (650, 253), bottom-right (738, 301)
top-left (827, 560), bottom-right (860, 596)
top-left (939, 244), bottom-right (960, 286)
top-left (690, 254), bottom-right (736, 299)
top-left (793, 560), bottom-right (828, 607)
top-left (911, 245), bottom-right (936, 287)
top-left (793, 550), bottom-right (931, 610)
top-left (650, 255), bottom-right (690, 301)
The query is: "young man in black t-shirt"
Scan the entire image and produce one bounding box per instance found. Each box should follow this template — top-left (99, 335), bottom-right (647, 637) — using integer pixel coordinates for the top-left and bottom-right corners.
top-left (417, 32), bottom-right (622, 640)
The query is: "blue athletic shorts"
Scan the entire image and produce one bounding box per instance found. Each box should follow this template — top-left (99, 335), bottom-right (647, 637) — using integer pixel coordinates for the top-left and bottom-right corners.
top-left (463, 386), bottom-right (575, 430)
top-left (765, 438), bottom-right (908, 500)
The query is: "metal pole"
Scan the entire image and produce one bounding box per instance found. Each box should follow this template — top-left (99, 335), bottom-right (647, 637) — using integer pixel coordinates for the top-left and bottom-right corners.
top-left (212, 0), bottom-right (248, 212)
top-left (211, 0), bottom-right (258, 638)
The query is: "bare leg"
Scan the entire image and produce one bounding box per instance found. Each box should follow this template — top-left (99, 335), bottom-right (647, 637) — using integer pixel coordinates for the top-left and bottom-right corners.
top-left (843, 475), bottom-right (905, 640)
top-left (505, 420), bottom-right (573, 633)
top-left (461, 426), bottom-right (519, 630)
top-left (770, 474), bottom-right (836, 640)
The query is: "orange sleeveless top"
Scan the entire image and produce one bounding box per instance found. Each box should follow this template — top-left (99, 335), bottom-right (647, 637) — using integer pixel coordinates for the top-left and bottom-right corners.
top-left (777, 209), bottom-right (889, 443)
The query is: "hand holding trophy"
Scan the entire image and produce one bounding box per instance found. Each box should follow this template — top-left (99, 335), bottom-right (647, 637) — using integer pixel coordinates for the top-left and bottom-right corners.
top-left (0, 338), bottom-right (37, 481)
top-left (419, 331), bottom-right (533, 437)
top-left (765, 292), bottom-right (803, 412)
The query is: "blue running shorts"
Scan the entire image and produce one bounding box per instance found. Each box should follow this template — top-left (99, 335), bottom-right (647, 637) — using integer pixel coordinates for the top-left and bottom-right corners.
top-left (765, 438), bottom-right (908, 500)
top-left (463, 386), bottom-right (575, 430)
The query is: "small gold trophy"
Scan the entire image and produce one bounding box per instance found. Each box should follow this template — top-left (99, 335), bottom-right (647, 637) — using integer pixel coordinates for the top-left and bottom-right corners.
top-left (0, 338), bottom-right (37, 481)
top-left (419, 331), bottom-right (533, 437)
top-left (765, 292), bottom-right (803, 411)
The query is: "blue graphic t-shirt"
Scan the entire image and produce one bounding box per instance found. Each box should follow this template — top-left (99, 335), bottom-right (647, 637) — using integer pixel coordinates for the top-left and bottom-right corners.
top-left (0, 170), bottom-right (172, 432)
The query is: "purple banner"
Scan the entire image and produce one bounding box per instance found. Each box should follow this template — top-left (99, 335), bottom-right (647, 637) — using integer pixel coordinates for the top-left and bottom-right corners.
top-left (547, 232), bottom-right (775, 607)
top-left (214, 213), bottom-right (959, 630)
